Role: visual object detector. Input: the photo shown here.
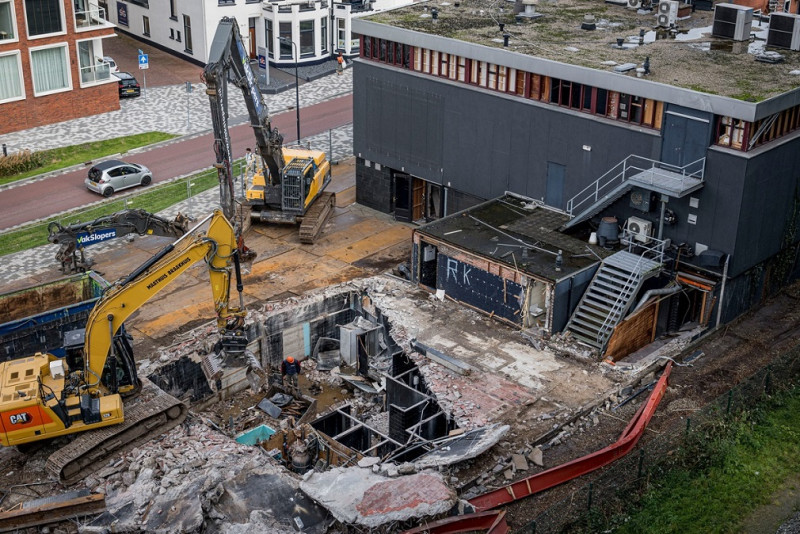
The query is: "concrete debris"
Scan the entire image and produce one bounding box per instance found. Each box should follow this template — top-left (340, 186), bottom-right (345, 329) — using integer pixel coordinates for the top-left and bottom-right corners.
top-left (528, 447), bottom-right (544, 467)
top-left (511, 453), bottom-right (529, 471)
top-left (301, 467), bottom-right (456, 528)
top-left (414, 424), bottom-right (510, 470)
top-left (87, 420), bottom-right (326, 533)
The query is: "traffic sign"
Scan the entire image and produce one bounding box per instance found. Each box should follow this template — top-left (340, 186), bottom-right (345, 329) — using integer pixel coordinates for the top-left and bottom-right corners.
top-left (138, 52), bottom-right (149, 70)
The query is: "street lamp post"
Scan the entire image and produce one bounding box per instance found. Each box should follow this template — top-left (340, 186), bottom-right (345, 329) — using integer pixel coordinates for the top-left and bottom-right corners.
top-left (279, 36), bottom-right (301, 143)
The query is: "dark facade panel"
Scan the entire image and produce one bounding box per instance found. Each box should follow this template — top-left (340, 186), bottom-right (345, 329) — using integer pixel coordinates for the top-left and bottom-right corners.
top-left (355, 62), bottom-right (662, 211)
top-left (435, 253), bottom-right (525, 325)
top-left (736, 142), bottom-right (800, 272)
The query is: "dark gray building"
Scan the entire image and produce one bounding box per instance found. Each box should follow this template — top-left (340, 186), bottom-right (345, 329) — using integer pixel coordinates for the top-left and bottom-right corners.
top-left (351, 1), bottom-right (800, 356)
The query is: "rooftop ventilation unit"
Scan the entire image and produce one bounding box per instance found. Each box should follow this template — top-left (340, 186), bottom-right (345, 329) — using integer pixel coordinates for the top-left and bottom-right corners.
top-left (626, 216), bottom-right (652, 244)
top-left (767, 12), bottom-right (800, 50)
top-left (628, 0), bottom-right (641, 9)
top-left (712, 3), bottom-right (754, 41)
top-left (656, 0), bottom-right (679, 27)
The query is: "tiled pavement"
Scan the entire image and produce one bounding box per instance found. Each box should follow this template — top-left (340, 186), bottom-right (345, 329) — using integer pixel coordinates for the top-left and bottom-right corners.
top-left (1, 66), bottom-right (353, 153)
top-left (0, 69), bottom-right (355, 285)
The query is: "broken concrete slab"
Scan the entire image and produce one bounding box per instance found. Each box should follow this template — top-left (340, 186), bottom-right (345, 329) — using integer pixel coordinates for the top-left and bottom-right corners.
top-left (89, 423), bottom-right (324, 534)
top-left (512, 453), bottom-right (529, 471)
top-left (257, 397), bottom-right (282, 418)
top-left (301, 467), bottom-right (456, 528)
top-left (528, 446), bottom-right (544, 467)
top-left (413, 424), bottom-right (510, 470)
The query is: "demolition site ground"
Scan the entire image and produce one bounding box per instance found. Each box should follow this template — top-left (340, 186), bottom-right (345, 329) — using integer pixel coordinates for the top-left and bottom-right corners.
top-left (1, 162), bottom-right (799, 532)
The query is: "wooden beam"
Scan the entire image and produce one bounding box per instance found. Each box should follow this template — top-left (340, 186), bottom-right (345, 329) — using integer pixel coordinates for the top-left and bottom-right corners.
top-left (0, 493), bottom-right (105, 532)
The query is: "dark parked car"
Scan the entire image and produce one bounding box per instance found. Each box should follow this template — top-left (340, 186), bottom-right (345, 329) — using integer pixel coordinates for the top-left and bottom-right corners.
top-left (113, 71), bottom-right (141, 98)
top-left (85, 160), bottom-right (152, 197)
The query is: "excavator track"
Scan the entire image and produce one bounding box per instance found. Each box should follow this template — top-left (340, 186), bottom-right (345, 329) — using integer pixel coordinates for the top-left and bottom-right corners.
top-left (299, 192), bottom-right (335, 244)
top-left (46, 378), bottom-right (188, 485)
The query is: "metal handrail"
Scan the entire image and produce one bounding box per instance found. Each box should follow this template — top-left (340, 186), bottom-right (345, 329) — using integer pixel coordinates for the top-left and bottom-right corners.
top-left (597, 260), bottom-right (642, 346)
top-left (596, 237), bottom-right (666, 346)
top-left (74, 7), bottom-right (108, 29)
top-left (566, 154), bottom-right (706, 217)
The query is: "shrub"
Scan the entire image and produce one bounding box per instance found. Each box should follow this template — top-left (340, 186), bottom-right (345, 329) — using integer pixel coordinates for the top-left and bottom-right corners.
top-left (0, 149), bottom-right (45, 177)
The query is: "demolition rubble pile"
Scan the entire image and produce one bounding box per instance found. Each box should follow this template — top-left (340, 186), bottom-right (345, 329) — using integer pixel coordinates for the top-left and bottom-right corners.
top-left (81, 419), bottom-right (325, 533)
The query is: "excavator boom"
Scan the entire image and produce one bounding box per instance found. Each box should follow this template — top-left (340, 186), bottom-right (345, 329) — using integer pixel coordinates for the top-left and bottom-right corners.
top-left (203, 17), bottom-right (284, 220)
top-left (0, 210), bottom-right (248, 484)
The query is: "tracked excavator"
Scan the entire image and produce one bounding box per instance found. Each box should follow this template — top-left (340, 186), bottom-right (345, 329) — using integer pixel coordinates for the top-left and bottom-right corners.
top-left (0, 209), bottom-right (248, 484)
top-left (48, 209), bottom-right (190, 273)
top-left (202, 16), bottom-right (335, 244)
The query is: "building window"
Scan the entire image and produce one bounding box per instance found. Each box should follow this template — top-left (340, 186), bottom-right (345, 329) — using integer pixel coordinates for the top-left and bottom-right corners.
top-left (25, 0), bottom-right (64, 37)
top-left (77, 39), bottom-right (110, 84)
top-left (279, 21), bottom-right (292, 59)
top-left (299, 20), bottom-right (314, 57)
top-left (142, 15), bottom-right (150, 36)
top-left (0, 1), bottom-right (16, 41)
top-left (127, 0), bottom-right (149, 6)
top-left (320, 16), bottom-right (327, 53)
top-left (337, 18), bottom-right (345, 50)
top-left (169, 27), bottom-right (174, 39)
top-left (716, 116), bottom-right (747, 150)
top-left (0, 51), bottom-right (23, 102)
top-left (169, 0), bottom-right (177, 20)
top-left (218, 0), bottom-right (235, 4)
top-left (266, 20), bottom-right (273, 57)
top-left (183, 15), bottom-right (191, 51)
top-left (176, 30), bottom-right (180, 42)
top-left (30, 44), bottom-right (70, 95)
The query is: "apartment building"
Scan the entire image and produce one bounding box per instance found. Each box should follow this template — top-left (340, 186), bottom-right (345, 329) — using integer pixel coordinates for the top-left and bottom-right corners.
top-left (0, 0), bottom-right (118, 135)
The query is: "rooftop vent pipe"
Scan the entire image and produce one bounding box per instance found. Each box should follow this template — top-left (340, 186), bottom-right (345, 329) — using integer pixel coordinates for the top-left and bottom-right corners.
top-left (431, 7), bottom-right (438, 19)
top-left (503, 33), bottom-right (510, 46)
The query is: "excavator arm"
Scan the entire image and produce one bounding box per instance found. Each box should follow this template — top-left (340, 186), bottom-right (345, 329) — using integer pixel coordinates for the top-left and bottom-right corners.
top-left (202, 16), bottom-right (285, 221)
top-left (81, 210), bottom-right (246, 390)
top-left (48, 209), bottom-right (189, 272)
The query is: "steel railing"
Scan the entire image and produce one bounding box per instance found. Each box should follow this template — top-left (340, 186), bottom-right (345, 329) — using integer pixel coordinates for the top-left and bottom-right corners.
top-left (566, 154), bottom-right (706, 218)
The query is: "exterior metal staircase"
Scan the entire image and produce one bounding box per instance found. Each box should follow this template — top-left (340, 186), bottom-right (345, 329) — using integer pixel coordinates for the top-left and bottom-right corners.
top-left (565, 247), bottom-right (664, 352)
top-left (561, 155), bottom-right (706, 231)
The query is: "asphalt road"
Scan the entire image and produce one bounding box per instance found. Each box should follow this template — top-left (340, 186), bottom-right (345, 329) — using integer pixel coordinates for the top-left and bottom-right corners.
top-left (0, 94), bottom-right (352, 231)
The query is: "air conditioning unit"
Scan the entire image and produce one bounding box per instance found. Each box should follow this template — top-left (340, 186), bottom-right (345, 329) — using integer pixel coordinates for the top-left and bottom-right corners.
top-left (712, 3), bottom-right (754, 41)
top-left (656, 0), bottom-right (679, 26)
top-left (767, 13), bottom-right (800, 51)
top-left (628, 0), bottom-right (642, 9)
top-left (626, 216), bottom-right (653, 244)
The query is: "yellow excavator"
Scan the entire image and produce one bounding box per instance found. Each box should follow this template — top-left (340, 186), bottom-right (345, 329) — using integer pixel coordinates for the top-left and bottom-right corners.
top-left (203, 17), bottom-right (335, 244)
top-left (0, 210), bottom-right (247, 484)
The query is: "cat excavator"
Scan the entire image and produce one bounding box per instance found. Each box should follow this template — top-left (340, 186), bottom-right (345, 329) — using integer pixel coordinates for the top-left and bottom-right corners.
top-left (203, 16), bottom-right (335, 244)
top-left (0, 209), bottom-right (247, 484)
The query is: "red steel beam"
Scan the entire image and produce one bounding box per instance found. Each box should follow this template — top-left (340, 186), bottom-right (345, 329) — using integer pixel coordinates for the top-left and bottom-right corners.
top-left (468, 362), bottom-right (672, 512)
top-left (403, 510), bottom-right (509, 534)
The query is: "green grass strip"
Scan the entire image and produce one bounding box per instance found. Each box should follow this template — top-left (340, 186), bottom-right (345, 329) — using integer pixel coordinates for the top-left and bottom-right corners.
top-left (0, 169), bottom-right (223, 257)
top-left (614, 388), bottom-right (800, 534)
top-left (0, 132), bottom-right (177, 185)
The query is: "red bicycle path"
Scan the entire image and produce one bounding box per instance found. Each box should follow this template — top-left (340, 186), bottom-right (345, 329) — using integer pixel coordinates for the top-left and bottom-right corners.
top-left (0, 94), bottom-right (353, 232)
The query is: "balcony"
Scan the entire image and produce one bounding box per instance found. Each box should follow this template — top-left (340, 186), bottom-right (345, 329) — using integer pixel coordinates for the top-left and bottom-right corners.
top-left (74, 7), bottom-right (114, 31)
top-left (80, 62), bottom-right (111, 85)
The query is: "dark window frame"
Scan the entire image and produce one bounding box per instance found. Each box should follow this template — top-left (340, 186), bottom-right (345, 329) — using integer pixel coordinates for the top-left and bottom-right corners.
top-left (25, 0), bottom-right (63, 36)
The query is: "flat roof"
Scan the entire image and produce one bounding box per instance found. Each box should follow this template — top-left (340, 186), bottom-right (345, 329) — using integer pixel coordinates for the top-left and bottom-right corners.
top-left (362, 0), bottom-right (800, 102)
top-left (416, 195), bottom-right (611, 281)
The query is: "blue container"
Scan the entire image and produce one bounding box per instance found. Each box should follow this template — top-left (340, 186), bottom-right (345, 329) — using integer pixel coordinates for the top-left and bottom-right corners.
top-left (235, 424), bottom-right (276, 446)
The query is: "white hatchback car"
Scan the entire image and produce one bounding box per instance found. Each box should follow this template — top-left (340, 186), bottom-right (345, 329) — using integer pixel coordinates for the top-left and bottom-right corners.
top-left (85, 160), bottom-right (152, 197)
top-left (101, 56), bottom-right (118, 73)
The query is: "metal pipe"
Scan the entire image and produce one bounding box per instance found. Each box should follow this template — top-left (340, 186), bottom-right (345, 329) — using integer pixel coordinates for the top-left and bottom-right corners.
top-left (632, 284), bottom-right (681, 313)
top-left (715, 253), bottom-right (730, 328)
